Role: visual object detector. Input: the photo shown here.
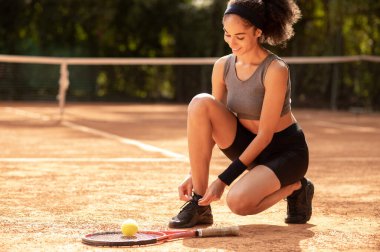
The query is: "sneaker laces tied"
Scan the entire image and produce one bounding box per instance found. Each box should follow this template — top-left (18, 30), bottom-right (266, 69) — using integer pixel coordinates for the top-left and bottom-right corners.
top-left (178, 199), bottom-right (198, 214)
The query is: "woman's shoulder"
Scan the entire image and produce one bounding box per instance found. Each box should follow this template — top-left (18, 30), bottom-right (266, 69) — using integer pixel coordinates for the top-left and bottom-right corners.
top-left (267, 52), bottom-right (288, 67)
top-left (265, 53), bottom-right (289, 73)
top-left (212, 54), bottom-right (234, 84)
top-left (214, 54), bottom-right (233, 67)
top-left (213, 54), bottom-right (234, 77)
top-left (264, 55), bottom-right (289, 85)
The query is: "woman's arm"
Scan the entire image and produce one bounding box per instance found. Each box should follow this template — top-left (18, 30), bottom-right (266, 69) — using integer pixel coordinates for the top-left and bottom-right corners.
top-left (211, 56), bottom-right (229, 104)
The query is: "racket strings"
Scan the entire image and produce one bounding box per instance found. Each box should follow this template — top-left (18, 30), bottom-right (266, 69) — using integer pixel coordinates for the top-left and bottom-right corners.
top-left (82, 231), bottom-right (164, 246)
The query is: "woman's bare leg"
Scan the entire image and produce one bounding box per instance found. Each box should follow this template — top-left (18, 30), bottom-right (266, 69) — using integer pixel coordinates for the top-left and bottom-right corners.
top-left (226, 165), bottom-right (301, 215)
top-left (187, 93), bottom-right (237, 196)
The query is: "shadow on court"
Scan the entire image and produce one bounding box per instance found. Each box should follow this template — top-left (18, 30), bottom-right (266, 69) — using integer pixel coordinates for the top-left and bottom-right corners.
top-left (182, 224), bottom-right (315, 251)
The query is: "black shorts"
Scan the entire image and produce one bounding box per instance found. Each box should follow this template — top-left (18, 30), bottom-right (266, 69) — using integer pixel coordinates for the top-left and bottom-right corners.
top-left (220, 119), bottom-right (309, 187)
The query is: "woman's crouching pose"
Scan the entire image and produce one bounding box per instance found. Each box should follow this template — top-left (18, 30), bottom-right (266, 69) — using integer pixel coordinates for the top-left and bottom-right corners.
top-left (169, 0), bottom-right (314, 228)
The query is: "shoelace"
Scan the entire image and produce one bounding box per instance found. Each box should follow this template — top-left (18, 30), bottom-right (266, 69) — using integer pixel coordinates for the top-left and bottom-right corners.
top-left (178, 199), bottom-right (198, 213)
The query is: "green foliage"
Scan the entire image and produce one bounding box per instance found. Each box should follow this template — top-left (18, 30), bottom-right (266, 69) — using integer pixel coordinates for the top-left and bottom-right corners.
top-left (0, 0), bottom-right (379, 109)
top-left (277, 0), bottom-right (380, 110)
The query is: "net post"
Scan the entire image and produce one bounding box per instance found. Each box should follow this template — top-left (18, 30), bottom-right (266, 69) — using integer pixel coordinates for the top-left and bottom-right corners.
top-left (57, 62), bottom-right (69, 120)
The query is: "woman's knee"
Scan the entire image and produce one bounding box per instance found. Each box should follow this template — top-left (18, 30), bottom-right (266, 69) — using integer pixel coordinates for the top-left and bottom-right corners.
top-left (226, 190), bottom-right (261, 216)
top-left (188, 93), bottom-right (215, 116)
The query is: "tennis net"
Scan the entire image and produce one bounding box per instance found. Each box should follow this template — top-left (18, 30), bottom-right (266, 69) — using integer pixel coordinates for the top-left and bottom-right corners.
top-left (0, 54), bottom-right (379, 118)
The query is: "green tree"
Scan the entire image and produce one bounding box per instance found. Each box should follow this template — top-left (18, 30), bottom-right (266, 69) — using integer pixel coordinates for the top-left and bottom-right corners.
top-left (0, 0), bottom-right (379, 109)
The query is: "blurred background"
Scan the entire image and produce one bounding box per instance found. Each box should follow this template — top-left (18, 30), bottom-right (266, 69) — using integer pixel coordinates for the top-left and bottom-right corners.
top-left (0, 0), bottom-right (379, 110)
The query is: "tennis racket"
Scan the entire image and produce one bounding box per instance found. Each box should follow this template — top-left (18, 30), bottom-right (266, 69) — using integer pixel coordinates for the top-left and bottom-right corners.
top-left (82, 226), bottom-right (239, 247)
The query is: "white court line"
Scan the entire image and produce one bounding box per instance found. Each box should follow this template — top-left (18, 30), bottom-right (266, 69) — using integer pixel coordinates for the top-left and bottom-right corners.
top-left (314, 120), bottom-right (377, 133)
top-left (0, 157), bottom-right (186, 163)
top-left (4, 107), bottom-right (187, 161)
top-left (312, 157), bottom-right (380, 162)
top-left (61, 121), bottom-right (186, 159)
top-left (4, 107), bottom-right (51, 121)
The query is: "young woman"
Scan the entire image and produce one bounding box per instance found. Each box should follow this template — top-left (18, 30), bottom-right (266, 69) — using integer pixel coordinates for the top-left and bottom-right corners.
top-left (169, 0), bottom-right (314, 228)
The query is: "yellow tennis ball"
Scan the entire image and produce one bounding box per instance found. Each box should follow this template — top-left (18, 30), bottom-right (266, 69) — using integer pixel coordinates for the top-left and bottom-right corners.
top-left (121, 219), bottom-right (138, 236)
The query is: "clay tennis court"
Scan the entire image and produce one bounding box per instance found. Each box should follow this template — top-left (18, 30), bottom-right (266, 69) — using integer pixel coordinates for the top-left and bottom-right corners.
top-left (1, 102), bottom-right (379, 251)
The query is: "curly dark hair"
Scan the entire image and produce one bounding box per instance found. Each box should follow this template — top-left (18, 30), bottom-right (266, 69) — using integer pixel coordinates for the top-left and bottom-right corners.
top-left (225, 0), bottom-right (301, 46)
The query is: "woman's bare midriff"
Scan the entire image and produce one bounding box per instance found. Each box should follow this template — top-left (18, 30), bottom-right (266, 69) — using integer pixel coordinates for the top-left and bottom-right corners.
top-left (239, 111), bottom-right (296, 134)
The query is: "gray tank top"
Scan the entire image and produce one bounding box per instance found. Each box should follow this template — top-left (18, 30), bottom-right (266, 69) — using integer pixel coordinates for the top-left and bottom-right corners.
top-left (223, 53), bottom-right (291, 120)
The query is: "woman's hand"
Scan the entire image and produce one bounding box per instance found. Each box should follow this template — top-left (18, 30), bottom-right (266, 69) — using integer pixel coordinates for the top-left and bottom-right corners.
top-left (178, 174), bottom-right (193, 201)
top-left (198, 178), bottom-right (227, 206)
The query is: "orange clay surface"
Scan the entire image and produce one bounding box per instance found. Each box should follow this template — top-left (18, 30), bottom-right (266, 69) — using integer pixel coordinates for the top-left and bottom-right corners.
top-left (0, 102), bottom-right (379, 251)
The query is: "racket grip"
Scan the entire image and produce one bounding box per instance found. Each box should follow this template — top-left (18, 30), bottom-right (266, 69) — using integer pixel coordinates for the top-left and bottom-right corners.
top-left (196, 226), bottom-right (239, 237)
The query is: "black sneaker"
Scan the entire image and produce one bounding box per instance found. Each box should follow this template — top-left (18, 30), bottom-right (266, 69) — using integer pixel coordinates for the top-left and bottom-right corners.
top-left (168, 193), bottom-right (213, 228)
top-left (285, 178), bottom-right (314, 224)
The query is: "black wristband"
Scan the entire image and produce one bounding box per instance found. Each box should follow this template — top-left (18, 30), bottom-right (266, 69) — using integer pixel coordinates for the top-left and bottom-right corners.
top-left (218, 159), bottom-right (247, 186)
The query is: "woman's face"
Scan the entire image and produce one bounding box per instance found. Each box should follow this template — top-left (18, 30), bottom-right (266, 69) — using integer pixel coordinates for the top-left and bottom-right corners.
top-left (223, 14), bottom-right (260, 56)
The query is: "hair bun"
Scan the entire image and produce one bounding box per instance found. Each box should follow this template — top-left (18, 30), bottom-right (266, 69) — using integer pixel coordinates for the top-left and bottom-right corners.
top-left (260, 0), bottom-right (301, 46)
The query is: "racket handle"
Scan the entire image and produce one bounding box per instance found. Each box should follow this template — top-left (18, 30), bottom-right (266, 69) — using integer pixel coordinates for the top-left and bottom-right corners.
top-left (196, 226), bottom-right (239, 237)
